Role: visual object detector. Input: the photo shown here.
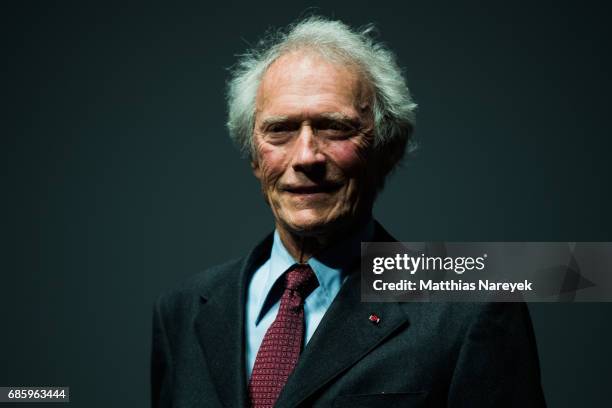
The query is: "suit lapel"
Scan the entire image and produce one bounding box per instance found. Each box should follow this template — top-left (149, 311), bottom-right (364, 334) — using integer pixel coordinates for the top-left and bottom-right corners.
top-left (275, 223), bottom-right (410, 407)
top-left (194, 234), bottom-right (273, 408)
top-left (275, 272), bottom-right (410, 407)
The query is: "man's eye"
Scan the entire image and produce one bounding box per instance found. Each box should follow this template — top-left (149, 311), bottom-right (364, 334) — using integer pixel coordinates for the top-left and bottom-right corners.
top-left (317, 121), bottom-right (356, 139)
top-left (267, 123), bottom-right (299, 133)
top-left (326, 122), bottom-right (351, 131)
top-left (262, 124), bottom-right (297, 145)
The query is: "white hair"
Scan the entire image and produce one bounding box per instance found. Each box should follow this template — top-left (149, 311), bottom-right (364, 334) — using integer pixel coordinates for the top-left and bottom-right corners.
top-left (226, 16), bottom-right (417, 165)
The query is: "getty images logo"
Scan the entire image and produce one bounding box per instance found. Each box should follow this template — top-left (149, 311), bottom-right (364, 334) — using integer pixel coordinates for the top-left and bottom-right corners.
top-left (372, 253), bottom-right (488, 275)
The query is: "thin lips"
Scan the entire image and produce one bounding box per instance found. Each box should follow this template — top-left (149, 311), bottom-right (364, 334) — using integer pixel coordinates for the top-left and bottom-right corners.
top-left (283, 184), bottom-right (341, 194)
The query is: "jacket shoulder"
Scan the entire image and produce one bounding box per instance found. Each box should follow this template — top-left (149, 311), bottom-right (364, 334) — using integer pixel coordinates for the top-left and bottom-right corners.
top-left (154, 257), bottom-right (244, 315)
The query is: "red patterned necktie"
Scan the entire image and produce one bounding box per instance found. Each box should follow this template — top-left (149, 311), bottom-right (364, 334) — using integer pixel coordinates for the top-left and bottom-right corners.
top-left (248, 263), bottom-right (319, 408)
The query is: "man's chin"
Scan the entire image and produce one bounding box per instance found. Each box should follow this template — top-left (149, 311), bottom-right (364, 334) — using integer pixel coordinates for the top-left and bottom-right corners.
top-left (281, 213), bottom-right (347, 237)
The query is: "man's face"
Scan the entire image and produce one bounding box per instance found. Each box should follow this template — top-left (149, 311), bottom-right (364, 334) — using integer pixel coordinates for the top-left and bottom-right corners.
top-left (252, 51), bottom-right (377, 236)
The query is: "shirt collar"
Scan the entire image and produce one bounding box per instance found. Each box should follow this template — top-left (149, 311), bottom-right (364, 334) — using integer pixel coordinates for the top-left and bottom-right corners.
top-left (254, 219), bottom-right (375, 324)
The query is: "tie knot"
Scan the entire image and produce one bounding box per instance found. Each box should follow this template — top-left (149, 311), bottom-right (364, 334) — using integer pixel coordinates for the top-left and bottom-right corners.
top-left (285, 264), bottom-right (319, 298)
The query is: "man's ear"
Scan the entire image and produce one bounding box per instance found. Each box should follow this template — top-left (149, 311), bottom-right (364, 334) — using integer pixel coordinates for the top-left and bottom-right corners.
top-left (374, 133), bottom-right (408, 190)
top-left (251, 156), bottom-right (262, 180)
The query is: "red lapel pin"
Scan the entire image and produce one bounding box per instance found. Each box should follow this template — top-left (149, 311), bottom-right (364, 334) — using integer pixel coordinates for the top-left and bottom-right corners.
top-left (368, 313), bottom-right (381, 325)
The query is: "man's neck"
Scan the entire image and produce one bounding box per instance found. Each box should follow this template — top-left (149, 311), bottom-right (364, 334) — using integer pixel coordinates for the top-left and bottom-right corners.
top-left (276, 216), bottom-right (372, 263)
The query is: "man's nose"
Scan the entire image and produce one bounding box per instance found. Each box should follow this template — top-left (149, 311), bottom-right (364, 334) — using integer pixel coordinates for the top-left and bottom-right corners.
top-left (291, 124), bottom-right (326, 171)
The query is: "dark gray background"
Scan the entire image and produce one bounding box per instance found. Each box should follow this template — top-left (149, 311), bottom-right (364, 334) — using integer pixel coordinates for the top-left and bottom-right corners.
top-left (2, 1), bottom-right (611, 407)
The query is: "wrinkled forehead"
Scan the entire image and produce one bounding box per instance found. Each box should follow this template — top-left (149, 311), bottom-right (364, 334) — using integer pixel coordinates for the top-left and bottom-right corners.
top-left (255, 50), bottom-right (374, 114)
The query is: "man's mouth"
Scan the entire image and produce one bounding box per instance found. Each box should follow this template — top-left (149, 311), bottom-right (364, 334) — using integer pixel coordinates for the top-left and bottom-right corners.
top-left (283, 183), bottom-right (342, 195)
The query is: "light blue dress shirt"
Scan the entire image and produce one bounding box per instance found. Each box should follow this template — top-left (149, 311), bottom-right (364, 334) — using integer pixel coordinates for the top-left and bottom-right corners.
top-left (245, 220), bottom-right (374, 379)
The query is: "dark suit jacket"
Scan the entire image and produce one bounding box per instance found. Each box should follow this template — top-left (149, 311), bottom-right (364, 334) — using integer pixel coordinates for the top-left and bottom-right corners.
top-left (152, 224), bottom-right (546, 407)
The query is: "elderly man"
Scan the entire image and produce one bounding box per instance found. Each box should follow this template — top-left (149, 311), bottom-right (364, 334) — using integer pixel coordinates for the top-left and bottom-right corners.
top-left (151, 17), bottom-right (546, 408)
